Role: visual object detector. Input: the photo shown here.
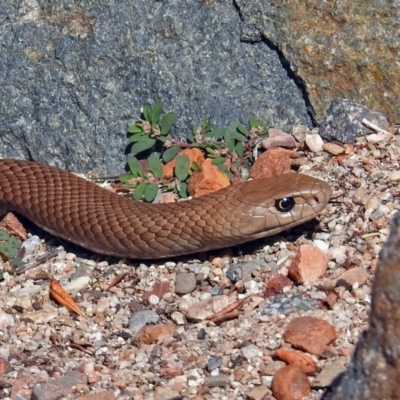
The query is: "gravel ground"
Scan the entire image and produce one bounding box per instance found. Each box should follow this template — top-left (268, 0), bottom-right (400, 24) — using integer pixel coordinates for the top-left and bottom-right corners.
top-left (0, 126), bottom-right (398, 400)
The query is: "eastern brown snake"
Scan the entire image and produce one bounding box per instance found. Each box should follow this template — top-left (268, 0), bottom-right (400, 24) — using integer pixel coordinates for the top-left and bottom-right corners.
top-left (0, 160), bottom-right (332, 259)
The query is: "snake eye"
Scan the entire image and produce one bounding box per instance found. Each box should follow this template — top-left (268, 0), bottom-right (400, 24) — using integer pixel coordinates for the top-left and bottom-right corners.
top-left (275, 197), bottom-right (295, 212)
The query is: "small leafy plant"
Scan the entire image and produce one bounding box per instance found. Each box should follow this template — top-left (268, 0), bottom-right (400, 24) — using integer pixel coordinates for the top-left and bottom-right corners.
top-left (120, 102), bottom-right (269, 201)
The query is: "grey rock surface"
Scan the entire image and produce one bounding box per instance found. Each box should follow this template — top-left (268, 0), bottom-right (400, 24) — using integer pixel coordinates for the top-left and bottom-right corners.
top-left (0, 0), bottom-right (311, 175)
top-left (319, 98), bottom-right (390, 144)
top-left (322, 212), bottom-right (400, 399)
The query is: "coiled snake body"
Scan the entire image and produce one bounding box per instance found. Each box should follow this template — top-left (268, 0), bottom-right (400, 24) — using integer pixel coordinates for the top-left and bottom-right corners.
top-left (0, 160), bottom-right (332, 259)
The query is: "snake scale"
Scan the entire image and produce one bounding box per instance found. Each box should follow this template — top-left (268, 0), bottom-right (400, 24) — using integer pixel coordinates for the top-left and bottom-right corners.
top-left (0, 159), bottom-right (332, 259)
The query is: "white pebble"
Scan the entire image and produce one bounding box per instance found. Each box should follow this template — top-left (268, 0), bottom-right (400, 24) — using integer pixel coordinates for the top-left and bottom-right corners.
top-left (147, 295), bottom-right (160, 305)
top-left (305, 133), bottom-right (324, 152)
top-left (0, 310), bottom-right (14, 329)
top-left (63, 276), bottom-right (91, 294)
top-left (241, 344), bottom-right (261, 360)
top-left (313, 239), bottom-right (329, 253)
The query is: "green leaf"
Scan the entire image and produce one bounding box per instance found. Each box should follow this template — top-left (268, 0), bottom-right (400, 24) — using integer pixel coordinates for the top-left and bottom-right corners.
top-left (249, 118), bottom-right (268, 129)
top-left (178, 182), bottom-right (188, 199)
top-left (127, 124), bottom-right (144, 134)
top-left (163, 146), bottom-right (181, 162)
top-left (119, 174), bottom-right (134, 183)
top-left (217, 164), bottom-right (228, 174)
top-left (128, 133), bottom-right (148, 143)
top-left (133, 183), bottom-right (147, 200)
top-left (161, 112), bottom-right (177, 135)
top-left (127, 156), bottom-right (144, 177)
top-left (142, 105), bottom-right (150, 121)
top-left (131, 138), bottom-right (156, 155)
top-left (158, 135), bottom-right (168, 143)
top-left (235, 142), bottom-right (244, 158)
top-left (150, 102), bottom-right (164, 126)
top-left (205, 127), bottom-right (225, 139)
top-left (192, 161), bottom-right (200, 171)
top-left (0, 231), bottom-right (10, 240)
top-left (226, 138), bottom-right (235, 152)
top-left (237, 123), bottom-right (249, 136)
top-left (148, 154), bottom-right (163, 178)
top-left (211, 157), bottom-right (226, 166)
top-left (144, 184), bottom-right (159, 202)
top-left (0, 233), bottom-right (21, 259)
top-left (175, 154), bottom-right (190, 181)
top-left (231, 130), bottom-right (246, 142)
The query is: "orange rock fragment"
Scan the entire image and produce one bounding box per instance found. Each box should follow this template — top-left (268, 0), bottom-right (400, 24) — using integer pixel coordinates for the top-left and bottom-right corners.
top-left (264, 274), bottom-right (294, 297)
top-left (275, 348), bottom-right (317, 375)
top-left (249, 148), bottom-right (298, 179)
top-left (162, 148), bottom-right (205, 179)
top-left (288, 244), bottom-right (328, 284)
top-left (0, 212), bottom-right (27, 241)
top-left (271, 365), bottom-right (311, 400)
top-left (136, 324), bottom-right (176, 346)
top-left (284, 316), bottom-right (337, 356)
top-left (188, 158), bottom-right (230, 197)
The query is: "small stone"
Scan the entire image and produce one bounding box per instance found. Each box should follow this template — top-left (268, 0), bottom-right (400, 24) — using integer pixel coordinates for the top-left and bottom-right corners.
top-left (0, 212), bottom-right (27, 241)
top-left (31, 371), bottom-right (87, 400)
top-left (170, 311), bottom-right (185, 325)
top-left (389, 170), bottom-right (400, 181)
top-left (322, 142), bottom-right (345, 155)
top-left (135, 324), bottom-right (176, 346)
top-left (154, 386), bottom-right (181, 400)
top-left (249, 148), bottom-right (297, 179)
top-left (265, 274), bottom-right (294, 297)
top-left (175, 272), bottom-right (197, 294)
top-left (312, 361), bottom-right (347, 388)
top-left (78, 391), bottom-right (116, 400)
top-left (260, 361), bottom-right (286, 376)
top-left (246, 384), bottom-right (270, 400)
top-left (24, 310), bottom-right (58, 324)
top-left (185, 295), bottom-right (230, 320)
top-left (63, 276), bottom-right (91, 294)
top-left (335, 267), bottom-right (369, 289)
top-left (365, 133), bottom-right (386, 143)
top-left (288, 245), bottom-right (328, 283)
top-left (284, 316), bottom-right (337, 356)
top-left (241, 344), bottom-right (261, 360)
top-left (188, 158), bottom-right (230, 197)
top-left (206, 356), bottom-right (223, 372)
top-left (275, 349), bottom-right (317, 375)
top-left (128, 310), bottom-right (160, 335)
top-left (142, 281), bottom-right (170, 303)
top-left (261, 128), bottom-right (297, 150)
top-left (271, 365), bottom-right (311, 400)
top-left (305, 133), bottom-right (324, 152)
top-left (204, 374), bottom-right (229, 388)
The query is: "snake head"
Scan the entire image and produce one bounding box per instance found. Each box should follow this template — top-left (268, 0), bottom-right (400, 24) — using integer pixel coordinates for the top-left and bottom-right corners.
top-left (236, 173), bottom-right (332, 239)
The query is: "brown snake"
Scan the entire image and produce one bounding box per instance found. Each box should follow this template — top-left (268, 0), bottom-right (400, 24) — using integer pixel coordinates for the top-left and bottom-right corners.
top-left (0, 159), bottom-right (332, 259)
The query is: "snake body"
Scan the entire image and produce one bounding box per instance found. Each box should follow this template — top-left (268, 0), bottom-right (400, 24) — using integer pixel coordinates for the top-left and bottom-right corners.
top-left (0, 160), bottom-right (332, 259)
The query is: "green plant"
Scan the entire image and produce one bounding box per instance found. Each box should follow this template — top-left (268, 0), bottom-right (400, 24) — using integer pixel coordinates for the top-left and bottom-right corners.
top-left (120, 102), bottom-right (269, 201)
top-left (0, 230), bottom-right (23, 275)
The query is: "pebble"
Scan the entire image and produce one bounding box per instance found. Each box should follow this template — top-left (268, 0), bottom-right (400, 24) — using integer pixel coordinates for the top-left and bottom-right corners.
top-left (272, 365), bottom-right (311, 400)
top-left (128, 310), bottom-right (160, 335)
top-left (241, 344), bottom-right (262, 360)
top-left (305, 133), bottom-right (324, 152)
top-left (204, 374), bottom-right (229, 388)
top-left (63, 276), bottom-right (91, 294)
top-left (206, 356), bottom-right (223, 371)
top-left (389, 170), bottom-right (400, 181)
top-left (312, 361), bottom-right (347, 388)
top-left (175, 272), bottom-right (196, 294)
top-left (0, 310), bottom-right (14, 329)
top-left (21, 235), bottom-right (41, 260)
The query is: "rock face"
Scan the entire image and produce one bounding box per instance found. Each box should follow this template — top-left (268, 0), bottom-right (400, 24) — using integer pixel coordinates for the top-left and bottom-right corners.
top-left (236, 0), bottom-right (400, 123)
top-left (322, 211), bottom-right (400, 399)
top-left (0, 0), bottom-right (311, 175)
